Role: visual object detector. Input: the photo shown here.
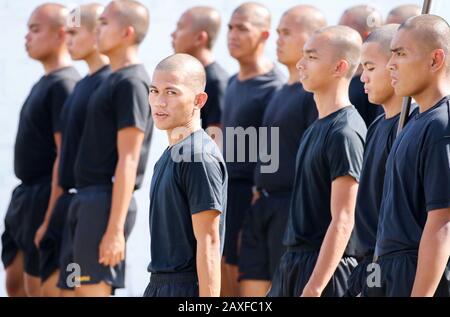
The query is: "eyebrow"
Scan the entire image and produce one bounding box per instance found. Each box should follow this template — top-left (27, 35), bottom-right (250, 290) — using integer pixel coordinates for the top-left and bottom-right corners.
top-left (304, 49), bottom-right (318, 54)
top-left (391, 47), bottom-right (405, 53)
top-left (149, 85), bottom-right (181, 91)
top-left (363, 61), bottom-right (375, 67)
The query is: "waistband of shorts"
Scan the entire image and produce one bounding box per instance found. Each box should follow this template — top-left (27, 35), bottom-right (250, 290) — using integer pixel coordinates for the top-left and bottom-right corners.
top-left (62, 188), bottom-right (77, 194)
top-left (149, 272), bottom-right (198, 287)
top-left (21, 175), bottom-right (52, 186)
top-left (287, 245), bottom-right (320, 253)
top-left (76, 184), bottom-right (112, 194)
top-left (376, 249), bottom-right (418, 262)
top-left (257, 188), bottom-right (292, 198)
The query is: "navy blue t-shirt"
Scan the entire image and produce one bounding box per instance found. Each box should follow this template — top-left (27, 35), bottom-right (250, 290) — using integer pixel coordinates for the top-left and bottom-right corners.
top-left (375, 96), bottom-right (450, 257)
top-left (14, 66), bottom-right (80, 183)
top-left (58, 65), bottom-right (111, 190)
top-left (283, 106), bottom-right (366, 249)
top-left (202, 62), bottom-right (228, 129)
top-left (349, 76), bottom-right (384, 128)
top-left (222, 68), bottom-right (285, 180)
top-left (349, 113), bottom-right (400, 257)
top-left (254, 82), bottom-right (317, 192)
top-left (74, 64), bottom-right (153, 189)
top-left (147, 129), bottom-right (228, 274)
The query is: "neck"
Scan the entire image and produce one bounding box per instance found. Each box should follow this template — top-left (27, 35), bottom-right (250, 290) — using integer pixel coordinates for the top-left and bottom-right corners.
top-left (382, 94), bottom-right (403, 119)
top-left (413, 79), bottom-right (450, 113)
top-left (107, 45), bottom-right (140, 72)
top-left (193, 48), bottom-right (215, 67)
top-left (313, 79), bottom-right (351, 118)
top-left (237, 53), bottom-right (273, 81)
top-left (166, 119), bottom-right (202, 146)
top-left (42, 50), bottom-right (71, 74)
top-left (286, 63), bottom-right (299, 85)
top-left (85, 52), bottom-right (109, 75)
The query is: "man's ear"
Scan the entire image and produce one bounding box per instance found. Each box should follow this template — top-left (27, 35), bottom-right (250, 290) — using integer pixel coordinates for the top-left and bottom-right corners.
top-left (194, 92), bottom-right (208, 110)
top-left (261, 30), bottom-right (270, 41)
top-left (335, 59), bottom-right (350, 78)
top-left (124, 25), bottom-right (136, 43)
top-left (430, 49), bottom-right (446, 72)
top-left (196, 31), bottom-right (209, 48)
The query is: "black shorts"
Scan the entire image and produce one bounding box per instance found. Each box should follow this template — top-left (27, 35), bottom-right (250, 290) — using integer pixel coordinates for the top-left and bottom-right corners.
top-left (222, 178), bottom-right (253, 265)
top-left (1, 178), bottom-right (50, 276)
top-left (238, 191), bottom-right (291, 281)
top-left (363, 250), bottom-right (450, 297)
top-left (143, 272), bottom-right (198, 297)
top-left (39, 191), bottom-right (74, 282)
top-left (344, 255), bottom-right (373, 297)
top-left (267, 247), bottom-right (357, 297)
top-left (57, 185), bottom-right (137, 291)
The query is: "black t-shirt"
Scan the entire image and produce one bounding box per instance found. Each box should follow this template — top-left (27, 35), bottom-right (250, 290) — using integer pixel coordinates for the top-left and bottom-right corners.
top-left (202, 62), bottom-right (228, 129)
top-left (147, 129), bottom-right (228, 274)
top-left (74, 64), bottom-right (153, 189)
top-left (222, 68), bottom-right (285, 181)
top-left (58, 66), bottom-right (111, 190)
top-left (14, 67), bottom-right (80, 183)
top-left (349, 76), bottom-right (384, 128)
top-left (349, 113), bottom-right (400, 257)
top-left (254, 82), bottom-right (317, 192)
top-left (375, 96), bottom-right (450, 257)
top-left (283, 106), bottom-right (366, 249)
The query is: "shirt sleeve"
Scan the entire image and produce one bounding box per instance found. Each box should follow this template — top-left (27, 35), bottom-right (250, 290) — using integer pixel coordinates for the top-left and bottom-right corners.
top-left (181, 152), bottom-right (226, 215)
top-left (326, 126), bottom-right (365, 182)
top-left (112, 77), bottom-right (150, 132)
top-left (422, 137), bottom-right (450, 211)
top-left (50, 79), bottom-right (76, 133)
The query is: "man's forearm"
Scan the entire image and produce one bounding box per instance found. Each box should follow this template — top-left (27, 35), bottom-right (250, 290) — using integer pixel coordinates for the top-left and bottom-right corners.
top-left (43, 155), bottom-right (63, 224)
top-left (196, 239), bottom-right (221, 297)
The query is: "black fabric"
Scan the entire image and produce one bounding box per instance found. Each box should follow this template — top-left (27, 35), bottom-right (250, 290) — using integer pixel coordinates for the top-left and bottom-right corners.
top-left (344, 255), bottom-right (373, 297)
top-left (349, 76), bottom-right (384, 128)
top-left (376, 96), bottom-right (450, 257)
top-left (143, 272), bottom-right (199, 297)
top-left (147, 130), bottom-right (227, 274)
top-left (74, 64), bottom-right (153, 189)
top-left (238, 192), bottom-right (291, 281)
top-left (267, 249), bottom-right (357, 297)
top-left (58, 66), bottom-right (111, 190)
top-left (14, 67), bottom-right (80, 184)
top-left (202, 62), bottom-right (228, 129)
top-left (254, 83), bottom-right (317, 192)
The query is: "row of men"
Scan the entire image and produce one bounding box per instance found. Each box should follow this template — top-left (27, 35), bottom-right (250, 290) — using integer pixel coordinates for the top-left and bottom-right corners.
top-left (2, 0), bottom-right (449, 297)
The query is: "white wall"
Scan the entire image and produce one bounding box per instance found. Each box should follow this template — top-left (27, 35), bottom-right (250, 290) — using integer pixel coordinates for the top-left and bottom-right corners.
top-left (2, 0), bottom-right (440, 297)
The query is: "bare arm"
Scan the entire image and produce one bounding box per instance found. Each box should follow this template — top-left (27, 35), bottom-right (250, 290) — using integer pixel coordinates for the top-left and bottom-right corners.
top-left (99, 127), bottom-right (144, 267)
top-left (411, 208), bottom-right (450, 297)
top-left (192, 210), bottom-right (222, 297)
top-left (302, 175), bottom-right (358, 296)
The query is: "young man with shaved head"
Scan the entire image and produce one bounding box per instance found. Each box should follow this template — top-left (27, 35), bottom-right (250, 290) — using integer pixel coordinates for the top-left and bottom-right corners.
top-left (344, 24), bottom-right (408, 297)
top-left (33, 3), bottom-right (111, 297)
top-left (268, 26), bottom-right (366, 297)
top-left (339, 5), bottom-right (384, 128)
top-left (171, 6), bottom-right (228, 138)
top-left (221, 2), bottom-right (284, 296)
top-left (238, 5), bottom-right (325, 297)
top-left (385, 4), bottom-right (421, 24)
top-left (1, 3), bottom-right (80, 297)
top-left (366, 15), bottom-right (450, 297)
top-left (144, 54), bottom-right (227, 297)
top-left (69, 0), bottom-right (153, 297)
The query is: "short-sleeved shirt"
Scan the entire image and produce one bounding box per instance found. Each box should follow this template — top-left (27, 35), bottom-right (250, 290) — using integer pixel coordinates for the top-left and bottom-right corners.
top-left (74, 64), bottom-right (153, 189)
top-left (254, 82), bottom-right (317, 192)
top-left (58, 65), bottom-right (111, 190)
top-left (202, 62), bottom-right (228, 129)
top-left (283, 106), bottom-right (366, 249)
top-left (375, 96), bottom-right (450, 257)
top-left (222, 68), bottom-right (285, 181)
top-left (349, 76), bottom-right (384, 128)
top-left (14, 67), bottom-right (80, 184)
top-left (147, 129), bottom-right (228, 274)
top-left (349, 113), bottom-right (400, 257)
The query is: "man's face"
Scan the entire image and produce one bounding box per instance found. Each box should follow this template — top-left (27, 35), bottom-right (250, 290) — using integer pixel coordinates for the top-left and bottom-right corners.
top-left (276, 14), bottom-right (309, 67)
top-left (360, 42), bottom-right (395, 105)
top-left (227, 12), bottom-right (265, 60)
top-left (387, 29), bottom-right (431, 97)
top-left (296, 34), bottom-right (335, 92)
top-left (96, 3), bottom-right (126, 56)
top-left (25, 10), bottom-right (64, 61)
top-left (66, 25), bottom-right (97, 60)
top-left (149, 70), bottom-right (199, 131)
top-left (171, 12), bottom-right (197, 54)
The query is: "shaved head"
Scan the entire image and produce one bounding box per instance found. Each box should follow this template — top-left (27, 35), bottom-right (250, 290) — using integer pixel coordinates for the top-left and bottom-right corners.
top-left (155, 53), bottom-right (206, 93)
top-left (339, 5), bottom-right (383, 40)
top-left (399, 14), bottom-right (450, 71)
top-left (111, 0), bottom-right (149, 44)
top-left (232, 2), bottom-right (271, 30)
top-left (315, 25), bottom-right (363, 78)
top-left (185, 6), bottom-right (221, 49)
top-left (282, 5), bottom-right (327, 35)
top-left (74, 3), bottom-right (104, 31)
top-left (386, 4), bottom-right (421, 24)
top-left (32, 3), bottom-right (69, 29)
top-left (365, 24), bottom-right (400, 56)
